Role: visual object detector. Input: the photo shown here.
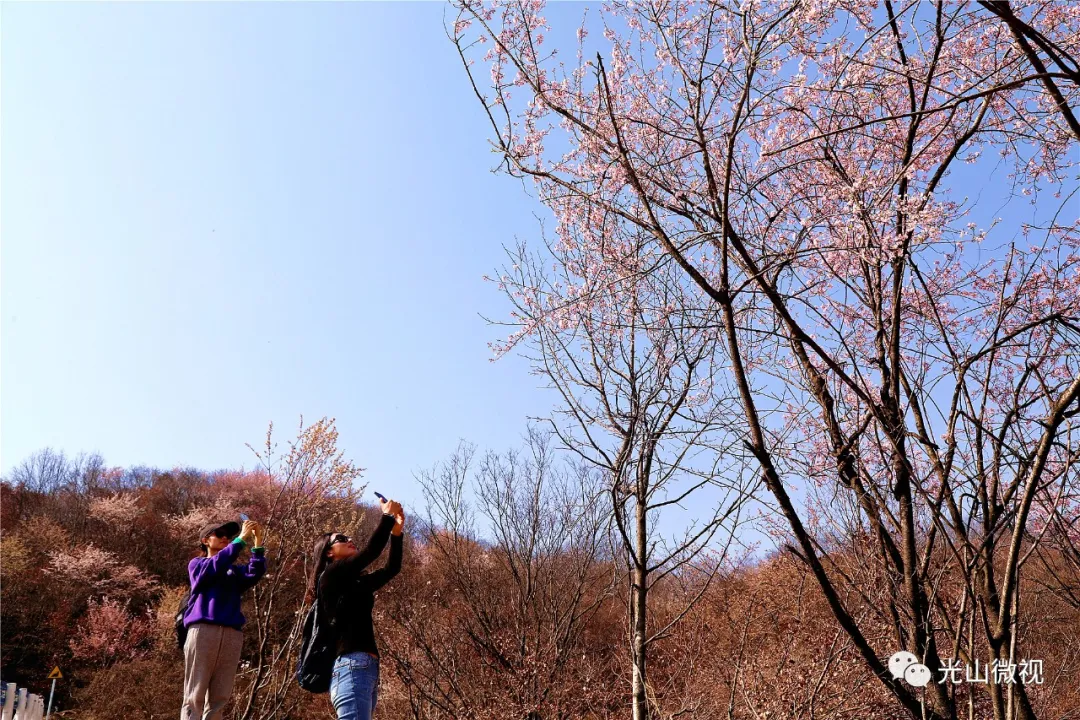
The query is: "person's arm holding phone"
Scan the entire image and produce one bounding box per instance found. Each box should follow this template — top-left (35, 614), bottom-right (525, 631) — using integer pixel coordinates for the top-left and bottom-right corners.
top-left (236, 521), bottom-right (267, 592)
top-left (363, 505), bottom-right (405, 592)
top-left (335, 495), bottom-right (399, 573)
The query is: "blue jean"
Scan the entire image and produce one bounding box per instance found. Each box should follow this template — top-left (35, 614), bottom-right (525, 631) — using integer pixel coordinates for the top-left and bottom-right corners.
top-left (329, 651), bottom-right (380, 720)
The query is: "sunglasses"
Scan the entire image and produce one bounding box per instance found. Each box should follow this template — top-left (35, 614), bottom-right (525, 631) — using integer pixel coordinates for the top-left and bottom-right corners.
top-left (329, 534), bottom-right (352, 547)
top-left (212, 529), bottom-right (237, 540)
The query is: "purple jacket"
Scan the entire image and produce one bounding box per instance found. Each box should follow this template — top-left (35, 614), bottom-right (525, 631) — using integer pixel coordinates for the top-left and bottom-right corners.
top-left (183, 539), bottom-right (266, 630)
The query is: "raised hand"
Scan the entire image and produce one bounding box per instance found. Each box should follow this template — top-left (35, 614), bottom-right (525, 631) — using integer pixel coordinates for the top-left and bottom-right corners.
top-left (250, 521), bottom-right (264, 547)
top-left (239, 520), bottom-right (257, 546)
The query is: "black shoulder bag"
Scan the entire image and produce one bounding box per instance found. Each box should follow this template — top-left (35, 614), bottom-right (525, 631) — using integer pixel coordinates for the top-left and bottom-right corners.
top-left (296, 587), bottom-right (337, 693)
top-left (175, 589), bottom-right (196, 652)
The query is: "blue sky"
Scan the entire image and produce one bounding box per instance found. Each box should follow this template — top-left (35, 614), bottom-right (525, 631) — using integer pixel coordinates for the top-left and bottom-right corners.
top-left (1, 1), bottom-right (588, 511)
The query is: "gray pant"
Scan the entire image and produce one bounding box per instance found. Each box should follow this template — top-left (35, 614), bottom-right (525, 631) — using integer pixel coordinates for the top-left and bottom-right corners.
top-left (181, 624), bottom-right (244, 720)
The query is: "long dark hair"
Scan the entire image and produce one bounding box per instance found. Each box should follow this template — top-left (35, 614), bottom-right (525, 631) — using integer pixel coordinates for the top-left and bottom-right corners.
top-left (305, 532), bottom-right (334, 606)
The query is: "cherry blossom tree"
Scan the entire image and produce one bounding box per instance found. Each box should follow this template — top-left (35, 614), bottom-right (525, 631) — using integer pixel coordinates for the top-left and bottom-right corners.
top-left (234, 417), bottom-right (368, 720)
top-left (46, 543), bottom-right (160, 602)
top-left (453, 2), bottom-right (1079, 719)
top-left (69, 596), bottom-right (156, 665)
top-left (89, 492), bottom-right (142, 526)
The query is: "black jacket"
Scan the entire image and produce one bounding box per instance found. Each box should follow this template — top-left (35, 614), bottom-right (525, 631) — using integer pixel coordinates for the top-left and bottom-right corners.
top-left (319, 514), bottom-right (403, 657)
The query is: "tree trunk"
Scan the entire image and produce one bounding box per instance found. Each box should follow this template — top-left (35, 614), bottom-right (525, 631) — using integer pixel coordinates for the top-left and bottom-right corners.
top-left (632, 493), bottom-right (649, 720)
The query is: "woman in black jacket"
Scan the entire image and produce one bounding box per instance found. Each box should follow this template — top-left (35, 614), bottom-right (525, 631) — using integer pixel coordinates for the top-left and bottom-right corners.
top-left (307, 498), bottom-right (404, 720)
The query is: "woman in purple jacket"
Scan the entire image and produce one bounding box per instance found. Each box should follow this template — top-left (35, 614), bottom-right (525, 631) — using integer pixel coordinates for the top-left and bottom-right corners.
top-left (181, 518), bottom-right (266, 720)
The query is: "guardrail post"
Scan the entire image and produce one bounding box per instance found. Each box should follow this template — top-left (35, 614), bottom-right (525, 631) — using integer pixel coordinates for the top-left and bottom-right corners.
top-left (12, 689), bottom-right (26, 720)
top-left (0, 683), bottom-right (15, 720)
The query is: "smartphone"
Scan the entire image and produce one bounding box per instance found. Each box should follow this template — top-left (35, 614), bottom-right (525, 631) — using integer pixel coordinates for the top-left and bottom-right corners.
top-left (373, 492), bottom-right (387, 502)
top-left (239, 513), bottom-right (249, 522)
